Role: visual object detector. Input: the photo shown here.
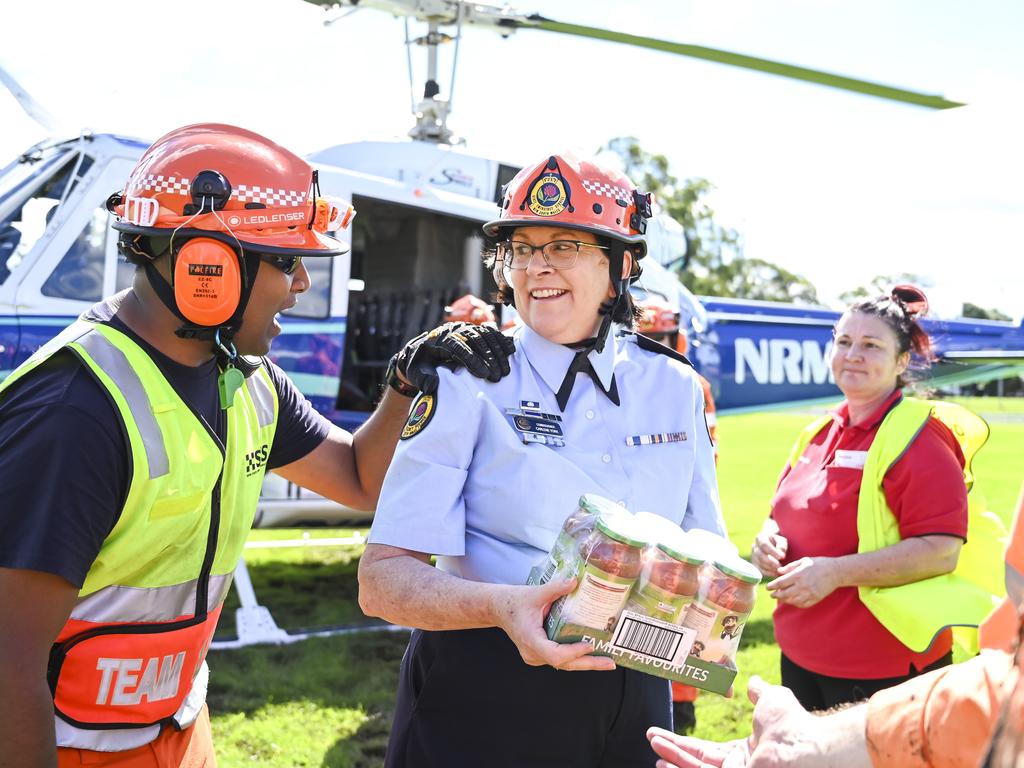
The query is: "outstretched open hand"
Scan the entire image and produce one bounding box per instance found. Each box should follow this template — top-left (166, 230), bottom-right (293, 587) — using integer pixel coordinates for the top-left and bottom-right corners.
top-left (647, 676), bottom-right (818, 768)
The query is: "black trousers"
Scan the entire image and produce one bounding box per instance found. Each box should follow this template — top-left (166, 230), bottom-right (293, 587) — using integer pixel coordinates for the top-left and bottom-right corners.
top-left (385, 627), bottom-right (671, 768)
top-left (780, 650), bottom-right (953, 712)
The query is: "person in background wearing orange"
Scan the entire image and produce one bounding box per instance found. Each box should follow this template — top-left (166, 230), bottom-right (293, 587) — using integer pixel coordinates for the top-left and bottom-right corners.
top-left (634, 297), bottom-right (717, 459)
top-left (444, 293), bottom-right (499, 327)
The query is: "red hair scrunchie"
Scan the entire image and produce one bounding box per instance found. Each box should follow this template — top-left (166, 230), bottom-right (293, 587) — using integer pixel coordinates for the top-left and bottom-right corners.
top-left (891, 284), bottom-right (929, 319)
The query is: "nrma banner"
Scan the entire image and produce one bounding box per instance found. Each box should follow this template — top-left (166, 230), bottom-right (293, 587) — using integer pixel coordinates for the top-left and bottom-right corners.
top-left (695, 299), bottom-right (842, 411)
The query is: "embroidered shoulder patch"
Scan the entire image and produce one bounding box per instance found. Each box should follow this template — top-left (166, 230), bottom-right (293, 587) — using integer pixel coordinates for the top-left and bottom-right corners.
top-left (400, 393), bottom-right (436, 440)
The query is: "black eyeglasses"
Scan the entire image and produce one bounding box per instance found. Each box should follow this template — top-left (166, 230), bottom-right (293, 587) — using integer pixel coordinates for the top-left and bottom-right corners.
top-left (259, 252), bottom-right (303, 275)
top-left (498, 240), bottom-right (609, 271)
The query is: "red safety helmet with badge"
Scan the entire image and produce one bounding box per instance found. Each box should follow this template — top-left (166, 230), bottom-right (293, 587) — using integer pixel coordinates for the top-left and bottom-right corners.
top-left (483, 153), bottom-right (653, 350)
top-left (107, 123), bottom-right (354, 340)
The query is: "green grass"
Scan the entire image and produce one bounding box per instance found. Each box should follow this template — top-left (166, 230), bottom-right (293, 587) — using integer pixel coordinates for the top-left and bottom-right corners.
top-left (216, 532), bottom-right (372, 637)
top-left (209, 631), bottom-right (407, 767)
top-left (949, 398), bottom-right (1024, 520)
top-left (207, 397), bottom-right (1024, 764)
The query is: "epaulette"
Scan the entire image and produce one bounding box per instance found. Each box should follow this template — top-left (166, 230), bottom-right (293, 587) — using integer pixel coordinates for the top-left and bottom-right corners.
top-left (619, 330), bottom-right (694, 368)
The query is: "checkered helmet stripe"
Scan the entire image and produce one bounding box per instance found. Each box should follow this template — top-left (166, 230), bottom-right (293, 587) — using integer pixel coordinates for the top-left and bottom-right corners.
top-left (131, 174), bottom-right (191, 196)
top-left (129, 176), bottom-right (308, 209)
top-left (233, 185), bottom-right (308, 207)
top-left (581, 179), bottom-right (631, 200)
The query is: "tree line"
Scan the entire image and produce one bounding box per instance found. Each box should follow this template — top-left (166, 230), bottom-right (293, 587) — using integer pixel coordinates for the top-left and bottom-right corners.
top-left (603, 137), bottom-right (1009, 321)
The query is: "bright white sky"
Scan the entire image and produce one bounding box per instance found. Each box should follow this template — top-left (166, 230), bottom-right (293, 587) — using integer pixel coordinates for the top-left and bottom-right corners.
top-left (2, 0), bottom-right (1021, 319)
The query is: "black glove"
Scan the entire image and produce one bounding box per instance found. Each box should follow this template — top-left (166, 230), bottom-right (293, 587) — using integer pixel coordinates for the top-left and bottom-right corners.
top-left (387, 322), bottom-right (516, 396)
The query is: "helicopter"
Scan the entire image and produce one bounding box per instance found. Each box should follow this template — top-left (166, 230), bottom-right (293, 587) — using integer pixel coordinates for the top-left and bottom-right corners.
top-left (3, 0), bottom-right (1021, 648)
top-left (2, 1), bottom-right (1022, 530)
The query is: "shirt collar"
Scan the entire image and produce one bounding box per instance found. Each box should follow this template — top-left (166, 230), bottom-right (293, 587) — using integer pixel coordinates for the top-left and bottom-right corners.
top-left (832, 389), bottom-right (903, 430)
top-left (518, 324), bottom-right (617, 394)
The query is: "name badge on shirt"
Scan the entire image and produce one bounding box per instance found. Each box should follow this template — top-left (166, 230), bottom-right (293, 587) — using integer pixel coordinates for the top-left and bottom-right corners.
top-left (832, 449), bottom-right (868, 469)
top-left (505, 407), bottom-right (566, 448)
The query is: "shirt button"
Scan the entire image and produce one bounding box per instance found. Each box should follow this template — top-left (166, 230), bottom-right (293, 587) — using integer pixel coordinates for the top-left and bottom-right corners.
top-left (586, 409), bottom-right (595, 420)
top-left (602, 454), bottom-right (611, 464)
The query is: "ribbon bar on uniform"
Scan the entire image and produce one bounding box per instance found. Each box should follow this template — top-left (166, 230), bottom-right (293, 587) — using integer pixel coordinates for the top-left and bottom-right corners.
top-left (625, 432), bottom-right (687, 446)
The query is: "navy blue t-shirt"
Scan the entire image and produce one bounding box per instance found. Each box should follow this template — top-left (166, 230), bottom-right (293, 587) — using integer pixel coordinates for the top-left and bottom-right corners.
top-left (0, 316), bottom-right (332, 588)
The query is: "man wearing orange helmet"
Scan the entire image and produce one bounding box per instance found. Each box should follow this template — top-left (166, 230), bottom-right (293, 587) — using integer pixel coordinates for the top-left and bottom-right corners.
top-left (360, 153), bottom-right (726, 766)
top-left (0, 123), bottom-right (512, 767)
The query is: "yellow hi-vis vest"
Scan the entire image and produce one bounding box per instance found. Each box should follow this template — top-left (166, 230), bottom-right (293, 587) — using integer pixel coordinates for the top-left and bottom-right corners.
top-left (787, 396), bottom-right (1007, 658)
top-left (0, 313), bottom-right (278, 751)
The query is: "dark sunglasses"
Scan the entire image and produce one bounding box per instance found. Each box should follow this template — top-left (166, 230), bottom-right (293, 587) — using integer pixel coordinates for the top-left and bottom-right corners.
top-left (259, 252), bottom-right (303, 275)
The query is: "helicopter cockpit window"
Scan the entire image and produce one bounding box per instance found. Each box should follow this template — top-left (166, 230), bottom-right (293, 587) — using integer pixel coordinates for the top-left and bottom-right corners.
top-left (0, 152), bottom-right (94, 286)
top-left (41, 206), bottom-right (107, 302)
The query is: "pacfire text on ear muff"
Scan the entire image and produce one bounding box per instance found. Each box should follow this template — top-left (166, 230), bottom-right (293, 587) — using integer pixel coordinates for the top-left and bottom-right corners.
top-left (172, 238), bottom-right (242, 327)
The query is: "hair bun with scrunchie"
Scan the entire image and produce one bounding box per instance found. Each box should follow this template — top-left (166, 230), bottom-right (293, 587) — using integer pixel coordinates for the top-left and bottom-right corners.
top-left (890, 284), bottom-right (929, 319)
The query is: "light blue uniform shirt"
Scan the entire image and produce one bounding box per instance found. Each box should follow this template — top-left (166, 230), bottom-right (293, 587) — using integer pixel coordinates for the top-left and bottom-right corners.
top-left (369, 324), bottom-right (727, 585)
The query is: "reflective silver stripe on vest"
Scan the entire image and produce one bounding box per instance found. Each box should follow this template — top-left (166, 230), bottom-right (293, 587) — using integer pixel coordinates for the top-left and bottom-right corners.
top-left (55, 716), bottom-right (160, 751)
top-left (70, 572), bottom-right (234, 623)
top-left (246, 370), bottom-right (275, 428)
top-left (75, 331), bottom-right (170, 479)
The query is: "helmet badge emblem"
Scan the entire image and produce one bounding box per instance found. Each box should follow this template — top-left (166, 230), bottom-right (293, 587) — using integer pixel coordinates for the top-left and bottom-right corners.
top-left (526, 173), bottom-right (568, 217)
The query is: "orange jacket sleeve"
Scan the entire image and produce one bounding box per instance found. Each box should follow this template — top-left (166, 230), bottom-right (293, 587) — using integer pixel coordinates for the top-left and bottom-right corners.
top-left (866, 650), bottom-right (1014, 768)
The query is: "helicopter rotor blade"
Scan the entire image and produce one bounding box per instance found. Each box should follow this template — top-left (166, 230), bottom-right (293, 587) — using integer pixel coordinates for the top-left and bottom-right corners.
top-left (0, 64), bottom-right (61, 132)
top-left (521, 16), bottom-right (964, 110)
top-left (304, 1), bottom-right (963, 109)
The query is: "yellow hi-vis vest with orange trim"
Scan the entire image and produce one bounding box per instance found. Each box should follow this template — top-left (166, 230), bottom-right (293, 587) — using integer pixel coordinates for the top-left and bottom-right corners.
top-left (788, 396), bottom-right (1007, 659)
top-left (0, 317), bottom-right (277, 751)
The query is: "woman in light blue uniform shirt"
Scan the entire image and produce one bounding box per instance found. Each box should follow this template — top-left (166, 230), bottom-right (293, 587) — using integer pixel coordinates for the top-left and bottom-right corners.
top-left (360, 153), bottom-right (727, 768)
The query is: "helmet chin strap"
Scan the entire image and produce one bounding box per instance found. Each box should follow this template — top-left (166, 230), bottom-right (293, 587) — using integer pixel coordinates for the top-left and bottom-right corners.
top-left (593, 287), bottom-right (627, 354)
top-left (590, 240), bottom-right (630, 354)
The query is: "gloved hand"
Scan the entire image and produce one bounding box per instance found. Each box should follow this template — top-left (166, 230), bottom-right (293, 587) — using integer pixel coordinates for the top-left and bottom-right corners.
top-left (387, 322), bottom-right (516, 396)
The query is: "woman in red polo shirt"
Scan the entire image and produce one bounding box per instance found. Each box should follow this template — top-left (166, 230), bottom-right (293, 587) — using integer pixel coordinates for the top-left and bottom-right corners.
top-left (751, 286), bottom-right (968, 711)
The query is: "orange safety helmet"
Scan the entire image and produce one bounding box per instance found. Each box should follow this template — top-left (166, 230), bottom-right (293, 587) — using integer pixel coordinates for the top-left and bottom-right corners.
top-left (110, 123), bottom-right (352, 254)
top-left (107, 124), bottom-right (354, 332)
top-left (444, 294), bottom-right (497, 326)
top-left (483, 153), bottom-right (652, 337)
top-left (483, 153), bottom-right (651, 255)
top-left (636, 297), bottom-right (680, 337)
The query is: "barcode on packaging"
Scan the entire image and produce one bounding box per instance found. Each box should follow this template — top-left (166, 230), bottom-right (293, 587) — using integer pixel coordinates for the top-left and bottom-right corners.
top-left (611, 611), bottom-right (695, 666)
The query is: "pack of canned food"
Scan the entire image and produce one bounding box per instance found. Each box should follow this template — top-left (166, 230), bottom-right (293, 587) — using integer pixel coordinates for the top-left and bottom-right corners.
top-left (528, 494), bottom-right (761, 695)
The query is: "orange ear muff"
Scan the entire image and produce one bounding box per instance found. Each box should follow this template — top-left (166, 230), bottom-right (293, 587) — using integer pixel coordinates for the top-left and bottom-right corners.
top-left (172, 238), bottom-right (241, 326)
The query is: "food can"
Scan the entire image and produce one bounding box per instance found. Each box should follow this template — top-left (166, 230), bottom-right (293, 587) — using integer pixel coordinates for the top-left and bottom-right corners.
top-left (563, 514), bottom-right (646, 633)
top-left (625, 538), bottom-right (703, 623)
top-left (682, 557), bottom-right (761, 668)
top-left (539, 494), bottom-right (624, 583)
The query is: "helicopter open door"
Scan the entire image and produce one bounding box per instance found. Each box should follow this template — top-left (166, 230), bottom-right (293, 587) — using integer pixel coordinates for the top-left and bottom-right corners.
top-left (336, 195), bottom-right (486, 412)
